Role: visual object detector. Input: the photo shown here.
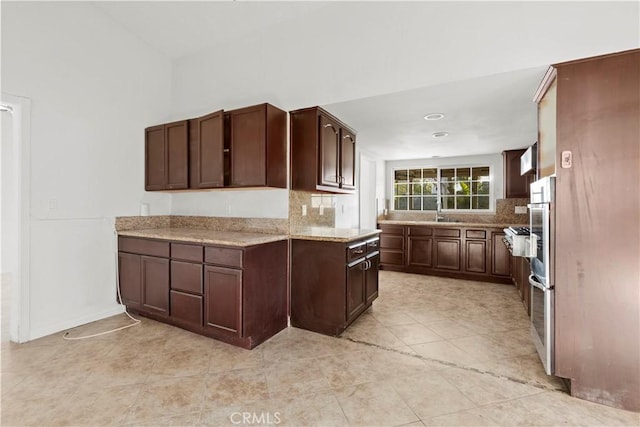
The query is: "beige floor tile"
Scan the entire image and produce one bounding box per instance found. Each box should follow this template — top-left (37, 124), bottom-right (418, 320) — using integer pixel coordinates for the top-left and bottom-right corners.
top-left (277, 391), bottom-right (349, 427)
top-left (389, 371), bottom-right (477, 419)
top-left (424, 408), bottom-right (501, 426)
top-left (438, 366), bottom-right (544, 406)
top-left (388, 323), bottom-right (445, 345)
top-left (423, 320), bottom-right (477, 339)
top-left (203, 367), bottom-right (270, 407)
top-left (149, 347), bottom-right (212, 378)
top-left (370, 309), bottom-right (417, 326)
top-left (334, 381), bottom-right (419, 427)
top-left (265, 357), bottom-right (332, 399)
top-left (125, 410), bottom-right (201, 426)
top-left (209, 341), bottom-right (265, 373)
top-left (125, 375), bottom-right (205, 424)
top-left (410, 340), bottom-right (479, 368)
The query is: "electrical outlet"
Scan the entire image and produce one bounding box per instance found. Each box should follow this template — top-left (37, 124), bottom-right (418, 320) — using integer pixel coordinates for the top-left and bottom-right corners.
top-left (515, 206), bottom-right (527, 214)
top-left (302, 205), bottom-right (307, 216)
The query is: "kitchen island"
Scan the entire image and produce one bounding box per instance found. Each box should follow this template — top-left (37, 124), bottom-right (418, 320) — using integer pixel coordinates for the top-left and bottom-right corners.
top-left (290, 227), bottom-right (381, 336)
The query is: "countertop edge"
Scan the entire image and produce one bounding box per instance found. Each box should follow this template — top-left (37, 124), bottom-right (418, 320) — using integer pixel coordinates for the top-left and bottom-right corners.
top-left (289, 229), bottom-right (381, 243)
top-left (117, 229), bottom-right (289, 247)
top-left (377, 220), bottom-right (524, 228)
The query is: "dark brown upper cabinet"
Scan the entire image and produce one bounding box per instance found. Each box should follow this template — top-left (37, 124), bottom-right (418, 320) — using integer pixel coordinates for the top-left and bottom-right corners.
top-left (227, 103), bottom-right (287, 188)
top-left (290, 106), bottom-right (357, 193)
top-left (503, 149), bottom-right (533, 198)
top-left (189, 110), bottom-right (224, 189)
top-left (145, 102), bottom-right (286, 191)
top-left (145, 120), bottom-right (189, 191)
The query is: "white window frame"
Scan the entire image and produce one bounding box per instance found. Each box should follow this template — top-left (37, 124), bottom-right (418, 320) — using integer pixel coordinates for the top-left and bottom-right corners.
top-left (390, 164), bottom-right (494, 213)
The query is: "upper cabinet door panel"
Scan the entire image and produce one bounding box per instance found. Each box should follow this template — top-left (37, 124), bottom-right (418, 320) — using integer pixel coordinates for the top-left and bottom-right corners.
top-left (230, 105), bottom-right (266, 187)
top-left (165, 120), bottom-right (189, 189)
top-left (340, 130), bottom-right (356, 189)
top-left (538, 76), bottom-right (557, 178)
top-left (145, 125), bottom-right (166, 191)
top-left (319, 114), bottom-right (340, 188)
top-left (195, 110), bottom-right (224, 188)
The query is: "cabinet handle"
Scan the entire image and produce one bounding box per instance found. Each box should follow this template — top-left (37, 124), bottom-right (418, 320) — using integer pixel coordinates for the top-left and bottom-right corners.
top-left (367, 260), bottom-right (371, 270)
top-left (353, 249), bottom-right (365, 255)
top-left (323, 123), bottom-right (334, 128)
top-left (343, 134), bottom-right (351, 139)
top-left (360, 261), bottom-right (367, 271)
top-left (223, 149), bottom-right (230, 153)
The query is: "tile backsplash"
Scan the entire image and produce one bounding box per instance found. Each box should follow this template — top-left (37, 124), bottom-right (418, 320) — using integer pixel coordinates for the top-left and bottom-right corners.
top-left (289, 190), bottom-right (335, 229)
top-left (380, 198), bottom-right (529, 225)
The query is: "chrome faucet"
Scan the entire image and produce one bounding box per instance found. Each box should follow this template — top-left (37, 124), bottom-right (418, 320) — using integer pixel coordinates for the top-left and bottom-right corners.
top-left (436, 200), bottom-right (445, 222)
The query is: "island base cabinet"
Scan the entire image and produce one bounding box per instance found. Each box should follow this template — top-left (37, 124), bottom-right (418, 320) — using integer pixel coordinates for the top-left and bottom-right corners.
top-left (291, 237), bottom-right (380, 336)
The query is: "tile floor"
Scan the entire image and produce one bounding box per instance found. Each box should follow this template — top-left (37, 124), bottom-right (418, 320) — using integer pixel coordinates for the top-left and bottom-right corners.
top-left (2, 271), bottom-right (639, 426)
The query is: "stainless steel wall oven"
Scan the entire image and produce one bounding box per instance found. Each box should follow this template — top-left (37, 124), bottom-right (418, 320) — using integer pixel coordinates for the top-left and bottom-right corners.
top-left (528, 176), bottom-right (555, 375)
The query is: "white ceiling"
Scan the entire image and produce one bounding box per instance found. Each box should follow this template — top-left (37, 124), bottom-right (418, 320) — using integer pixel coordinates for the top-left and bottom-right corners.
top-left (91, 1), bottom-right (639, 161)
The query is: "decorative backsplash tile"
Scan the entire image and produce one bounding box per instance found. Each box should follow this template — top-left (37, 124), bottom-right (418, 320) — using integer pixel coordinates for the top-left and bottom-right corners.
top-left (379, 198), bottom-right (529, 225)
top-left (289, 190), bottom-right (335, 229)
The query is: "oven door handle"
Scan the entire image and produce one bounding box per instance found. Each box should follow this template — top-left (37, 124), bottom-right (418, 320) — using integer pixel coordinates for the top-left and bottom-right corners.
top-left (529, 274), bottom-right (548, 291)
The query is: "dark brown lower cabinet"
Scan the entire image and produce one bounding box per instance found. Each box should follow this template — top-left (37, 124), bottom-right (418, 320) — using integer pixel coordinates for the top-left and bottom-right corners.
top-left (291, 236), bottom-right (380, 336)
top-left (204, 266), bottom-right (242, 336)
top-left (491, 231), bottom-right (511, 277)
top-left (511, 254), bottom-right (532, 316)
top-left (434, 239), bottom-right (461, 271)
top-left (379, 224), bottom-right (512, 284)
top-left (141, 256), bottom-right (170, 317)
top-left (118, 236), bottom-right (287, 349)
top-left (465, 239), bottom-right (487, 274)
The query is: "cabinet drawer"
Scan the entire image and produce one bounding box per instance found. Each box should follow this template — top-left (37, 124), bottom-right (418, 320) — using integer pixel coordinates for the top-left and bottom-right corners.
top-left (380, 235), bottom-right (404, 250)
top-left (379, 225), bottom-right (404, 235)
top-left (434, 228), bottom-right (461, 238)
top-left (205, 246), bottom-right (243, 268)
top-left (118, 237), bottom-right (169, 257)
top-left (366, 238), bottom-right (380, 252)
top-left (170, 291), bottom-right (203, 326)
top-left (170, 260), bottom-right (203, 294)
top-left (171, 243), bottom-right (203, 262)
top-left (408, 226), bottom-right (433, 236)
top-left (347, 242), bottom-right (367, 262)
top-left (465, 230), bottom-right (486, 239)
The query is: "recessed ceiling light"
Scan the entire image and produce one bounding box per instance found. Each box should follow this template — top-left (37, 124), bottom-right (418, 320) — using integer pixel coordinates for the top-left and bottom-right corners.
top-left (432, 132), bottom-right (449, 138)
top-left (424, 113), bottom-right (445, 121)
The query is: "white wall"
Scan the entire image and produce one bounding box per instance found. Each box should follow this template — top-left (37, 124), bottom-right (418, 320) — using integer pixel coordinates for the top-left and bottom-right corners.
top-left (385, 154), bottom-right (503, 212)
top-left (171, 189), bottom-right (288, 218)
top-left (2, 2), bottom-right (173, 340)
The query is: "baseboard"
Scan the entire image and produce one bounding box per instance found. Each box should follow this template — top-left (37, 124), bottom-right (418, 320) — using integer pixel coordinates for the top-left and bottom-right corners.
top-left (28, 304), bottom-right (125, 342)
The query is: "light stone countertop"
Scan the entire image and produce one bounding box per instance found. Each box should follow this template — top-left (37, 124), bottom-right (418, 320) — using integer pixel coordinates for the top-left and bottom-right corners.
top-left (289, 227), bottom-right (381, 243)
top-left (118, 228), bottom-right (289, 247)
top-left (377, 219), bottom-right (522, 228)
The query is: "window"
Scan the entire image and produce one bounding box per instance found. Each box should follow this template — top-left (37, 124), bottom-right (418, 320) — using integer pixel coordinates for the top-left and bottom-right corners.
top-left (393, 166), bottom-right (491, 211)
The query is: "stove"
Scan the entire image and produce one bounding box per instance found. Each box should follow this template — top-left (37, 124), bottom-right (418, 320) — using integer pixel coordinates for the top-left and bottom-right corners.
top-left (503, 226), bottom-right (536, 257)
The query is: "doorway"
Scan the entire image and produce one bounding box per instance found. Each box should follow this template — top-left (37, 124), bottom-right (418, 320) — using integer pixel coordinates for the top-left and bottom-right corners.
top-left (1, 93), bottom-right (31, 343)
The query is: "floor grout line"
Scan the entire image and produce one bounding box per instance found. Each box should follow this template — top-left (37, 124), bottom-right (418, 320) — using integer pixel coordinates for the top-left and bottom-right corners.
top-left (339, 336), bottom-right (567, 394)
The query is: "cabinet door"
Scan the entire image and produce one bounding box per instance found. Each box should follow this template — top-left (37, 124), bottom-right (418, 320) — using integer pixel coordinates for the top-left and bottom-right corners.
top-left (141, 256), bottom-right (169, 316)
top-left (165, 120), bottom-right (189, 190)
top-left (193, 110), bottom-right (224, 188)
top-left (464, 239), bottom-right (487, 273)
top-left (434, 239), bottom-right (461, 271)
top-left (118, 252), bottom-right (141, 309)
top-left (145, 125), bottom-right (166, 190)
top-left (346, 260), bottom-right (366, 322)
top-left (318, 114), bottom-right (340, 188)
top-left (503, 149), bottom-right (531, 198)
top-left (491, 231), bottom-right (511, 277)
top-left (365, 254), bottom-right (379, 305)
top-left (408, 236), bottom-right (433, 268)
top-left (230, 105), bottom-right (266, 186)
top-left (204, 265), bottom-right (242, 336)
top-left (340, 130), bottom-right (356, 189)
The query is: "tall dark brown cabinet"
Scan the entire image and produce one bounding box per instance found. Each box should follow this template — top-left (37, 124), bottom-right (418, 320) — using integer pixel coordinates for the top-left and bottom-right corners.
top-left (502, 149), bottom-right (533, 198)
top-left (290, 106), bottom-right (357, 193)
top-left (537, 49), bottom-right (640, 412)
